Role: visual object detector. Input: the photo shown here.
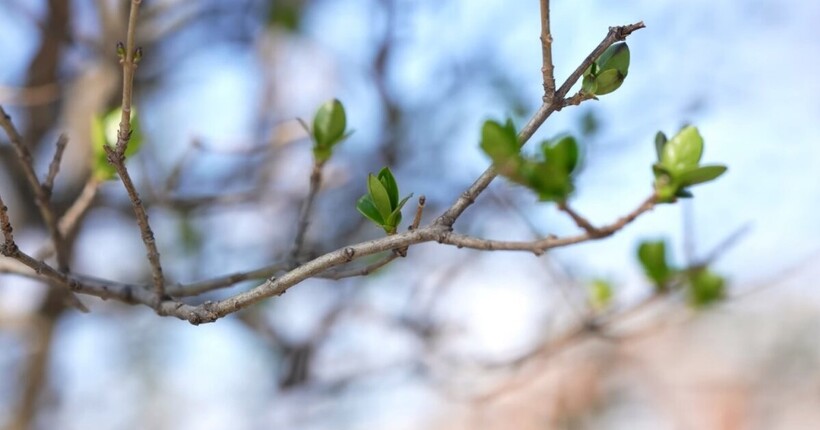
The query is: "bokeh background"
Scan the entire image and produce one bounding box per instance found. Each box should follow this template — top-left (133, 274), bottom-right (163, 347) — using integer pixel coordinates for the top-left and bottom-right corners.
top-left (1, 0), bottom-right (819, 429)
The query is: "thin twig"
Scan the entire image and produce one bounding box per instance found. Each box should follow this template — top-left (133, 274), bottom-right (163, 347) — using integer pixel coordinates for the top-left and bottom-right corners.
top-left (558, 201), bottom-right (600, 235)
top-left (562, 91), bottom-right (596, 107)
top-left (58, 179), bottom-right (100, 238)
top-left (395, 195), bottom-right (426, 257)
top-left (0, 106), bottom-right (67, 270)
top-left (106, 0), bottom-right (166, 304)
top-left (35, 178), bottom-right (102, 261)
top-left (539, 0), bottom-right (556, 104)
top-left (290, 161), bottom-right (324, 263)
top-left (166, 262), bottom-right (290, 297)
top-left (440, 194), bottom-right (656, 255)
top-left (0, 193), bottom-right (87, 311)
top-left (434, 21), bottom-right (645, 228)
top-left (318, 253), bottom-right (399, 280)
top-left (42, 133), bottom-right (68, 195)
top-left (106, 142), bottom-right (166, 303)
top-left (410, 195), bottom-right (426, 231)
top-left (0, 193), bottom-right (16, 250)
top-left (116, 1), bottom-right (141, 152)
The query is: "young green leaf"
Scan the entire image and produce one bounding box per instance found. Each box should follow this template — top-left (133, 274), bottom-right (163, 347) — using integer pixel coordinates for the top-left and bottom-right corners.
top-left (637, 240), bottom-right (673, 289)
top-left (312, 99), bottom-right (347, 162)
top-left (527, 161), bottom-right (573, 202)
top-left (480, 120), bottom-right (519, 161)
top-left (358, 167), bottom-right (412, 234)
top-left (385, 193), bottom-right (413, 233)
top-left (543, 135), bottom-right (579, 174)
top-left (597, 43), bottom-right (630, 76)
top-left (377, 167), bottom-right (399, 209)
top-left (581, 69), bottom-right (598, 95)
top-left (367, 173), bottom-right (392, 220)
top-left (589, 279), bottom-right (614, 310)
top-left (677, 165), bottom-right (728, 187)
top-left (660, 126), bottom-right (704, 173)
top-left (356, 195), bottom-right (384, 225)
top-left (591, 69), bottom-right (626, 95)
top-left (688, 269), bottom-right (726, 308)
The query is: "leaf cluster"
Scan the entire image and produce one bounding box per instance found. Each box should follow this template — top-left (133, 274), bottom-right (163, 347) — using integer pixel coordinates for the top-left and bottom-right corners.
top-left (480, 119), bottom-right (580, 203)
top-left (582, 42), bottom-right (630, 96)
top-left (652, 126), bottom-right (727, 203)
top-left (308, 99), bottom-right (352, 163)
top-left (356, 167), bottom-right (413, 235)
top-left (637, 239), bottom-right (726, 307)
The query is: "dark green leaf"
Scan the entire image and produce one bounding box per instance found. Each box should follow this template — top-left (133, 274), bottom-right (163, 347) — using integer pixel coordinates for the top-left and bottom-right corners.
top-left (654, 131), bottom-right (667, 161)
top-left (267, 1), bottom-right (302, 31)
top-left (597, 43), bottom-right (630, 76)
top-left (356, 195), bottom-right (384, 226)
top-left (675, 189), bottom-right (694, 198)
top-left (661, 126), bottom-right (703, 173)
top-left (637, 240), bottom-right (672, 289)
top-left (677, 165), bottom-right (727, 187)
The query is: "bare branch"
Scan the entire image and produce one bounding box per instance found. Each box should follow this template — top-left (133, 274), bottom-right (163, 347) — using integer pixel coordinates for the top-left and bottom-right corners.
top-left (0, 106), bottom-right (67, 270)
top-left (42, 133), bottom-right (69, 195)
top-left (166, 262), bottom-right (290, 297)
top-left (410, 195), bottom-right (426, 231)
top-left (58, 179), bottom-right (101, 238)
top-left (106, 0), bottom-right (166, 304)
top-left (439, 194), bottom-right (656, 255)
top-left (290, 161), bottom-right (325, 263)
top-left (539, 0), bottom-right (556, 104)
top-left (0, 193), bottom-right (16, 250)
top-left (558, 201), bottom-right (601, 235)
top-left (0, 192), bottom-right (656, 324)
top-left (318, 253), bottom-right (399, 280)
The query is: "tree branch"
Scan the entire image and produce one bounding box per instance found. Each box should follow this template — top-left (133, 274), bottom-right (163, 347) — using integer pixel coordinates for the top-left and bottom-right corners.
top-left (434, 21), bottom-right (645, 228)
top-left (290, 161), bottom-right (324, 264)
top-left (42, 133), bottom-right (68, 195)
top-left (438, 194), bottom-right (656, 255)
top-left (539, 0), bottom-right (556, 105)
top-left (105, 0), bottom-right (166, 305)
top-left (0, 106), bottom-right (67, 271)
